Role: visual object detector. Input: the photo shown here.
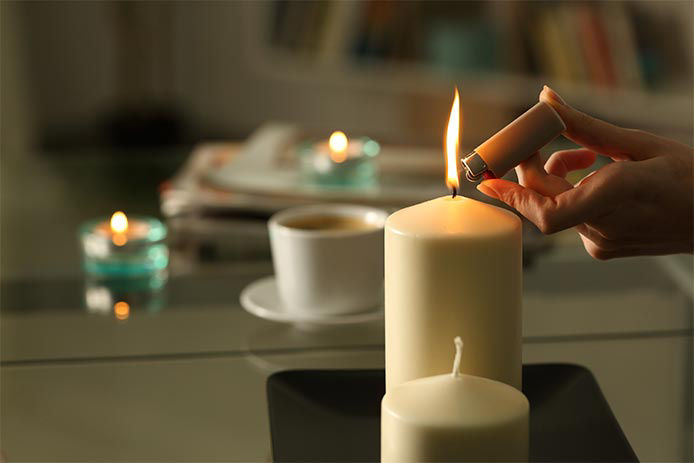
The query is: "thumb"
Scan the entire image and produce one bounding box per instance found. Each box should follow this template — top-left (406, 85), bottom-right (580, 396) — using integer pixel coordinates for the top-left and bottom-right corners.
top-left (477, 178), bottom-right (596, 234)
top-left (540, 86), bottom-right (659, 161)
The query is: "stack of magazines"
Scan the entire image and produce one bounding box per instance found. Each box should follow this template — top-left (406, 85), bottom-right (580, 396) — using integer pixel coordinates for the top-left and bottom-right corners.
top-left (160, 122), bottom-right (477, 220)
top-left (160, 123), bottom-right (547, 266)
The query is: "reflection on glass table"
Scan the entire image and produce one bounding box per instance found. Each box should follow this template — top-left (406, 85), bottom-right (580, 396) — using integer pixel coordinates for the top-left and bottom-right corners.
top-left (84, 272), bottom-right (168, 319)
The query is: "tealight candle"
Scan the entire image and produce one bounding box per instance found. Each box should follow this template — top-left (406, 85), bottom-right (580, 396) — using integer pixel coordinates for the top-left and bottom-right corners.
top-left (298, 130), bottom-right (380, 187)
top-left (80, 211), bottom-right (168, 276)
top-left (381, 337), bottom-right (529, 462)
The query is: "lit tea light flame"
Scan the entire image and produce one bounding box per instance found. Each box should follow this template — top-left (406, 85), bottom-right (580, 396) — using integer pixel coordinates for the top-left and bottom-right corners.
top-left (445, 88), bottom-right (461, 196)
top-left (114, 301), bottom-right (130, 320)
top-left (110, 211), bottom-right (128, 246)
top-left (110, 211), bottom-right (129, 233)
top-left (329, 130), bottom-right (348, 163)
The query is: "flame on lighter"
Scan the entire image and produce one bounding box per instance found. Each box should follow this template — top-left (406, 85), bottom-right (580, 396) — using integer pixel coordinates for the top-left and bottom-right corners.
top-left (461, 101), bottom-right (566, 182)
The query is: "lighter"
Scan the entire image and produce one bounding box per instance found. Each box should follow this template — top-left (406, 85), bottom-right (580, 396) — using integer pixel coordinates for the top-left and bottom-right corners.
top-left (461, 102), bottom-right (566, 182)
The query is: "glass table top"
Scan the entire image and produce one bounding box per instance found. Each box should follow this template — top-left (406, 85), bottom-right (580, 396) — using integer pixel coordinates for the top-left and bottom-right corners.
top-left (2, 148), bottom-right (692, 461)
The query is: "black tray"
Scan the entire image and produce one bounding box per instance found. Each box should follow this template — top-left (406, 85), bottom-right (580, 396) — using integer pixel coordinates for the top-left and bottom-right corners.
top-left (267, 364), bottom-right (638, 462)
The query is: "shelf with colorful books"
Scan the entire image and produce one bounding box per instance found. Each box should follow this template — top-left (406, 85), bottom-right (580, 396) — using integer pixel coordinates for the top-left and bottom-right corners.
top-left (243, 1), bottom-right (692, 138)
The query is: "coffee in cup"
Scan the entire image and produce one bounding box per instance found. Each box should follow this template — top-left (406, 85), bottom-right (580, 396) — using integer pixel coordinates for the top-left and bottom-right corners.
top-left (282, 214), bottom-right (378, 231)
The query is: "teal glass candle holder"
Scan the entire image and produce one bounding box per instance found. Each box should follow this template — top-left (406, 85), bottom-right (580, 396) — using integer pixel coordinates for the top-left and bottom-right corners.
top-left (298, 133), bottom-right (380, 188)
top-left (80, 214), bottom-right (168, 277)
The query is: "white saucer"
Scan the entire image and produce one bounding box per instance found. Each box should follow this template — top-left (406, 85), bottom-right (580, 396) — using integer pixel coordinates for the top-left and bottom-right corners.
top-left (240, 276), bottom-right (383, 325)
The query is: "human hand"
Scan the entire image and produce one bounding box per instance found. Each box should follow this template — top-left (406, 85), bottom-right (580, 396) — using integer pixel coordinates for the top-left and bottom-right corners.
top-left (476, 86), bottom-right (694, 259)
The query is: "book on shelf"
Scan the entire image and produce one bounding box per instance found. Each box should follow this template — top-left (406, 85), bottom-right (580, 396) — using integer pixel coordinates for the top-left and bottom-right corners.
top-left (575, 3), bottom-right (616, 88)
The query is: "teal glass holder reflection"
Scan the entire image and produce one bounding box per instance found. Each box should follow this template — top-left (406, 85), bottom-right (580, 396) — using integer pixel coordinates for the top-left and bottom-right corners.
top-left (84, 270), bottom-right (167, 317)
top-left (79, 216), bottom-right (168, 277)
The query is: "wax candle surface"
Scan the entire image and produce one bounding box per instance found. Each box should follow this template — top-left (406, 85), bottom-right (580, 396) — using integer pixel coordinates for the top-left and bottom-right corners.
top-left (385, 195), bottom-right (522, 390)
top-left (381, 346), bottom-right (529, 462)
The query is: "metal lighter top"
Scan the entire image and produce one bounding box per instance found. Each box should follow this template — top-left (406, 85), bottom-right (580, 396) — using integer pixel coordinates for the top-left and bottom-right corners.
top-left (461, 101), bottom-right (566, 182)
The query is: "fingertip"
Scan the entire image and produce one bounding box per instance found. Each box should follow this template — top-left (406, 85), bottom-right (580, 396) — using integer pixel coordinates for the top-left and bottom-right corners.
top-left (539, 85), bottom-right (549, 101)
top-left (540, 85), bottom-right (566, 106)
top-left (478, 179), bottom-right (525, 201)
top-left (476, 182), bottom-right (499, 200)
top-left (479, 178), bottom-right (513, 190)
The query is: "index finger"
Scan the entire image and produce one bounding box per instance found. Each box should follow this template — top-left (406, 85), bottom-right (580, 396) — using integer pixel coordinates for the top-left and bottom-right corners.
top-left (540, 86), bottom-right (661, 161)
top-left (479, 175), bottom-right (608, 234)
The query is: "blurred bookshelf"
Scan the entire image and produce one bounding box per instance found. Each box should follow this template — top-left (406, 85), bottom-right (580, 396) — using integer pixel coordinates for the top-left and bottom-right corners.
top-left (243, 1), bottom-right (693, 140)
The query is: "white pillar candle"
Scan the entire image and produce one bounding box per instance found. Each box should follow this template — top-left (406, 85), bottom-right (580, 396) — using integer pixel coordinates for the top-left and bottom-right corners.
top-left (385, 195), bottom-right (522, 390)
top-left (381, 337), bottom-right (529, 462)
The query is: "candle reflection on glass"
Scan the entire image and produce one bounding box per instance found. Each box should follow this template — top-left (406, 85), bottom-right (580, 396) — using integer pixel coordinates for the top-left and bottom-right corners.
top-left (114, 301), bottom-right (130, 320)
top-left (84, 270), bottom-right (167, 319)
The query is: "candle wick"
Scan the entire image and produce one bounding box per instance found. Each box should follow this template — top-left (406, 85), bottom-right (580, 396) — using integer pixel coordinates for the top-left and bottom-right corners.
top-left (452, 336), bottom-right (463, 378)
top-left (451, 186), bottom-right (457, 198)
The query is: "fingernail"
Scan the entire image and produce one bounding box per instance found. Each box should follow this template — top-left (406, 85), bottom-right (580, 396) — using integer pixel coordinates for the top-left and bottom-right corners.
top-left (542, 85), bottom-right (566, 106)
top-left (477, 182), bottom-right (499, 199)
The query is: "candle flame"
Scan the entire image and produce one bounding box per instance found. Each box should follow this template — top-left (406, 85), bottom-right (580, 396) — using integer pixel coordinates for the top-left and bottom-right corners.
top-left (445, 88), bottom-right (460, 191)
top-left (329, 131), bottom-right (348, 163)
top-left (110, 211), bottom-right (129, 234)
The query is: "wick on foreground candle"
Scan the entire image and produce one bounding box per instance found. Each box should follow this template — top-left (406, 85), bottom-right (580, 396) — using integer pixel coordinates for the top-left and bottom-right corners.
top-left (381, 337), bottom-right (529, 462)
top-left (385, 89), bottom-right (522, 390)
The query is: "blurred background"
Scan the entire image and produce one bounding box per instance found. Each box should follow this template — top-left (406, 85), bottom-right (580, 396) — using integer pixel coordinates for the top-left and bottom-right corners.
top-left (1, 1), bottom-right (693, 461)
top-left (2, 0), bottom-right (693, 277)
top-left (4, 1), bottom-right (694, 147)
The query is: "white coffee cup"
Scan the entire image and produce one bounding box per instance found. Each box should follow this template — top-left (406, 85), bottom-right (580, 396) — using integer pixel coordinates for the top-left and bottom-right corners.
top-left (268, 204), bottom-right (387, 316)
